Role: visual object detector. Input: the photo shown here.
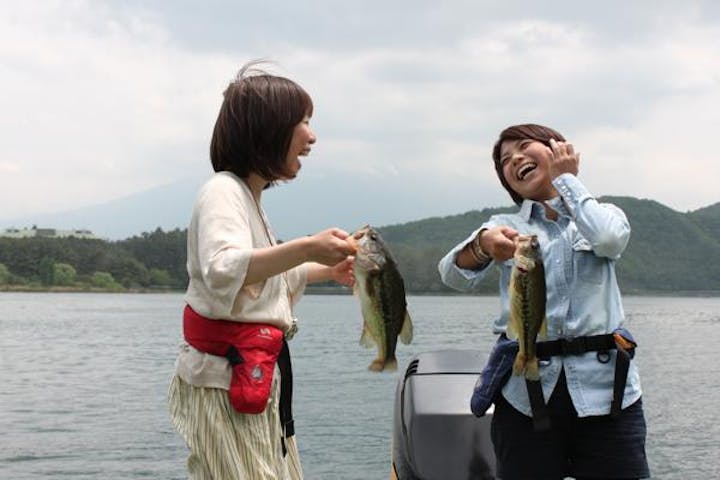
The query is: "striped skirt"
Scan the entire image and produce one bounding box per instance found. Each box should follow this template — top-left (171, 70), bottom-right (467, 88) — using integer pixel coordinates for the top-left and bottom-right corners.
top-left (168, 367), bottom-right (303, 480)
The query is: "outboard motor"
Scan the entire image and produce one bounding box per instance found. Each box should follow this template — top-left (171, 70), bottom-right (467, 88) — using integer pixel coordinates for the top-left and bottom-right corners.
top-left (391, 350), bottom-right (496, 480)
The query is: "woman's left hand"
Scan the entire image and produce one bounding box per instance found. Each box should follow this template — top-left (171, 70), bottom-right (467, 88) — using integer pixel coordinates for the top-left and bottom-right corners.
top-left (548, 138), bottom-right (580, 178)
top-left (329, 256), bottom-right (355, 287)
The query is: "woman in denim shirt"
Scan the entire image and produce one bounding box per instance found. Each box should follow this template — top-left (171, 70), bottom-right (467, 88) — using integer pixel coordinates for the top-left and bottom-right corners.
top-left (438, 124), bottom-right (649, 480)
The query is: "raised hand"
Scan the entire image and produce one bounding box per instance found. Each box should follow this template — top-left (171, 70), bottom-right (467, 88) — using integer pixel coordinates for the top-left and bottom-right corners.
top-left (548, 138), bottom-right (580, 179)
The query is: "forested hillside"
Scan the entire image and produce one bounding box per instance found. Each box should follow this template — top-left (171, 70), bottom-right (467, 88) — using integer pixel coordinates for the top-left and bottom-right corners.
top-left (1, 198), bottom-right (719, 294)
top-left (382, 197), bottom-right (720, 294)
top-left (0, 228), bottom-right (187, 290)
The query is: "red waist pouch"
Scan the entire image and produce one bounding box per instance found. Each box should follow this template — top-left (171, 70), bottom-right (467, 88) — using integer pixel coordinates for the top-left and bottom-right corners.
top-left (183, 305), bottom-right (284, 414)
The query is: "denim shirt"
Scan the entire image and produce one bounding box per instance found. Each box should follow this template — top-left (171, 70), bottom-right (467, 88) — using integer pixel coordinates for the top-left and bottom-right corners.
top-left (438, 173), bottom-right (642, 417)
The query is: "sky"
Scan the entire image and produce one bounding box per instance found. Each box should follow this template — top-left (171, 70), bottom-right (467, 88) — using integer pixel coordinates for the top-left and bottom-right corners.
top-left (2, 1), bottom-right (719, 236)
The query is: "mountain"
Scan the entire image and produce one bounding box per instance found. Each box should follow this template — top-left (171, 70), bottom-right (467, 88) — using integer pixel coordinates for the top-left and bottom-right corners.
top-left (0, 179), bottom-right (204, 241)
top-left (376, 196), bottom-right (720, 294)
top-left (0, 172), bottom-right (483, 241)
top-left (688, 201), bottom-right (720, 239)
top-left (1, 195), bottom-right (719, 294)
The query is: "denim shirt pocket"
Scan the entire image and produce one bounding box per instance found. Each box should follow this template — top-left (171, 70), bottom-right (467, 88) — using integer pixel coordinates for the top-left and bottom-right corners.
top-left (572, 236), bottom-right (605, 284)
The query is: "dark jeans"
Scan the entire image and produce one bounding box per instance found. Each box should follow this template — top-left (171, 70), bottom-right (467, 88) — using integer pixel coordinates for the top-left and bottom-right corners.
top-left (491, 371), bottom-right (649, 480)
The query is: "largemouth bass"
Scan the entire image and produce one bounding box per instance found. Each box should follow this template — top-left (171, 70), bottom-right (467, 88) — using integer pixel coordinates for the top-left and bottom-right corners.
top-left (349, 225), bottom-right (413, 372)
top-left (507, 234), bottom-right (547, 380)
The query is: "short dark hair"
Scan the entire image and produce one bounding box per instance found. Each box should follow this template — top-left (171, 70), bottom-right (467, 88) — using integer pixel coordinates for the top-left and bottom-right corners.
top-left (491, 124), bottom-right (566, 205)
top-left (210, 61), bottom-right (313, 181)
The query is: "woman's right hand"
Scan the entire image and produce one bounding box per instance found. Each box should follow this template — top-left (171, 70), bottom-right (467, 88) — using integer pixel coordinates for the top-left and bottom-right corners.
top-left (305, 228), bottom-right (356, 266)
top-left (479, 226), bottom-right (519, 261)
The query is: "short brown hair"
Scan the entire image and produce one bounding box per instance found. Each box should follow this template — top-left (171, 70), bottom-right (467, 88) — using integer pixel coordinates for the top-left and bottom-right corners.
top-left (491, 124), bottom-right (566, 205)
top-left (210, 62), bottom-right (313, 181)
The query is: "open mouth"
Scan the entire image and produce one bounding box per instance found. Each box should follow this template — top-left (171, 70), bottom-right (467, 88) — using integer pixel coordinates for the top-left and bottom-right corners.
top-left (517, 163), bottom-right (537, 180)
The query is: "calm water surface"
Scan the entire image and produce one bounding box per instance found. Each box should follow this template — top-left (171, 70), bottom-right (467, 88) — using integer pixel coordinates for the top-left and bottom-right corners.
top-left (1, 293), bottom-right (719, 479)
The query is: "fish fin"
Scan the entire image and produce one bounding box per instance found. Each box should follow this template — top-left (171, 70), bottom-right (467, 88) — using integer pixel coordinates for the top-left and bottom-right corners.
top-left (539, 316), bottom-right (548, 340)
top-left (506, 319), bottom-right (518, 340)
top-left (368, 359), bottom-right (383, 372)
top-left (399, 311), bottom-right (413, 345)
top-left (368, 356), bottom-right (397, 372)
top-left (512, 351), bottom-right (526, 376)
top-left (525, 357), bottom-right (540, 381)
top-left (359, 324), bottom-right (375, 348)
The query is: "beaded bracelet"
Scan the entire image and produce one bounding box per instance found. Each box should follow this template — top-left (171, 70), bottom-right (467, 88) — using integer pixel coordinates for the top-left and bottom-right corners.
top-left (469, 232), bottom-right (491, 266)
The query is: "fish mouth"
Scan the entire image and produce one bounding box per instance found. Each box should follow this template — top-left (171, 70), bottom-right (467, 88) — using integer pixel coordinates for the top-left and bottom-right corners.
top-left (353, 225), bottom-right (371, 240)
top-left (516, 162), bottom-right (537, 180)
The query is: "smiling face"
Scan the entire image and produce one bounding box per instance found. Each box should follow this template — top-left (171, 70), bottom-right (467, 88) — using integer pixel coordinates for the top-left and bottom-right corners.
top-left (283, 114), bottom-right (316, 179)
top-left (499, 138), bottom-right (558, 202)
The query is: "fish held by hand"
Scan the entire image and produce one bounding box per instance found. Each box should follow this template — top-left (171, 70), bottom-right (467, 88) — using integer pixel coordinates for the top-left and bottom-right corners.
top-left (506, 234), bottom-right (547, 381)
top-left (351, 225), bottom-right (413, 372)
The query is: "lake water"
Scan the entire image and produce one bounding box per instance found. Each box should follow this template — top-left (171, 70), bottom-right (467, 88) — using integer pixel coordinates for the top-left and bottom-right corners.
top-left (1, 293), bottom-right (719, 479)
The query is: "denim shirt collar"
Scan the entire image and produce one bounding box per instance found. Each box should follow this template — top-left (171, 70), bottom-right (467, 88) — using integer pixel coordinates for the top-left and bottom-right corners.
top-left (518, 196), bottom-right (569, 222)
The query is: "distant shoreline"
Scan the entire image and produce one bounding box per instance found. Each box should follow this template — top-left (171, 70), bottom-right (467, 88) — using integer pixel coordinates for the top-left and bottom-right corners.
top-left (2, 285), bottom-right (719, 297)
top-left (0, 285), bottom-right (180, 294)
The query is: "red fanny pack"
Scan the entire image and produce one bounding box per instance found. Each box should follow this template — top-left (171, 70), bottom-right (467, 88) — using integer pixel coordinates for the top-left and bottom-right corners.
top-left (183, 305), bottom-right (284, 414)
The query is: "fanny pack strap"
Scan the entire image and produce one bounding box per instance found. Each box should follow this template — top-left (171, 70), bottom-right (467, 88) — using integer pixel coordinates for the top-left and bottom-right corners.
top-left (525, 379), bottom-right (551, 431)
top-left (528, 333), bottom-right (634, 431)
top-left (277, 339), bottom-right (294, 456)
top-left (611, 347), bottom-right (631, 418)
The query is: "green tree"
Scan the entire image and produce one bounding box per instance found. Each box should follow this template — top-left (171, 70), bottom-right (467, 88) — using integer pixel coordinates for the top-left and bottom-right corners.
top-left (0, 263), bottom-right (10, 284)
top-left (53, 263), bottom-right (77, 286)
top-left (119, 228), bottom-right (187, 287)
top-left (149, 268), bottom-right (174, 287)
top-left (39, 256), bottom-right (55, 285)
top-left (106, 256), bottom-right (149, 288)
top-left (91, 271), bottom-right (122, 290)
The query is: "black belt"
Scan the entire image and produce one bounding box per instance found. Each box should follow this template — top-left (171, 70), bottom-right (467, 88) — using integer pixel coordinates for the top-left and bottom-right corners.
top-left (537, 334), bottom-right (616, 359)
top-left (526, 334), bottom-right (632, 432)
top-left (277, 339), bottom-right (294, 456)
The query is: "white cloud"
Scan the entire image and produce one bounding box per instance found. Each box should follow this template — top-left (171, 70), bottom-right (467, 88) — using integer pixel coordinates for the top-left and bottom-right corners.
top-left (0, 1), bottom-right (718, 224)
top-left (0, 2), bottom-right (236, 215)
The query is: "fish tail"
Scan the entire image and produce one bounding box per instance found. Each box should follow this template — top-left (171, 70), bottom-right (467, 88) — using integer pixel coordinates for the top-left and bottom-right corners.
top-left (368, 356), bottom-right (397, 372)
top-left (383, 357), bottom-right (398, 372)
top-left (368, 359), bottom-right (385, 372)
top-left (525, 357), bottom-right (540, 381)
top-left (512, 352), bottom-right (526, 376)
